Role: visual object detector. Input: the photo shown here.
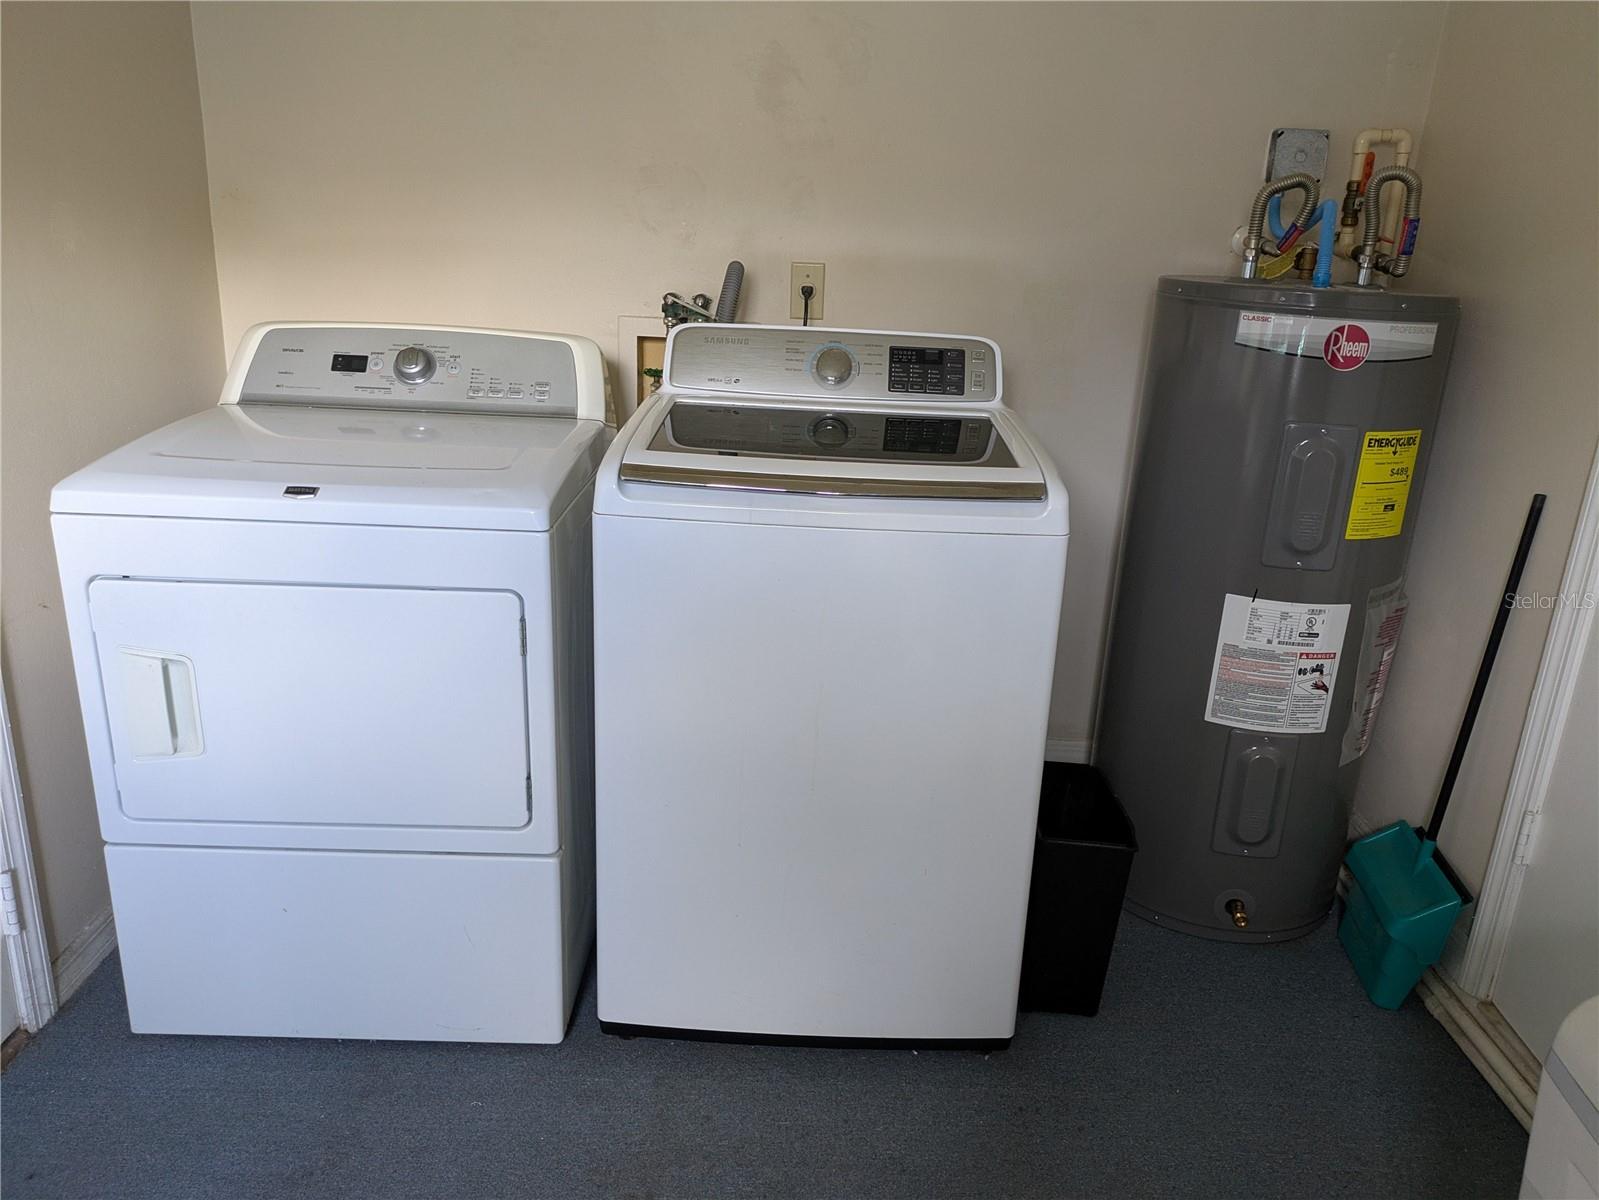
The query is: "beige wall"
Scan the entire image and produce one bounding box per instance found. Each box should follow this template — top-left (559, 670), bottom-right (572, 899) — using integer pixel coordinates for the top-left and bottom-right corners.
top-left (1351, 2), bottom-right (1599, 894)
top-left (189, 0), bottom-right (1448, 751)
top-left (1, 3), bottom-right (223, 955)
top-left (4, 1), bottom-right (1583, 958)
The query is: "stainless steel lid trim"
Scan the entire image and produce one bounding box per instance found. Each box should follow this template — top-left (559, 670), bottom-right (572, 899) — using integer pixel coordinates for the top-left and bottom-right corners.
top-left (649, 402), bottom-right (1016, 468)
top-left (617, 462), bottom-right (1047, 501)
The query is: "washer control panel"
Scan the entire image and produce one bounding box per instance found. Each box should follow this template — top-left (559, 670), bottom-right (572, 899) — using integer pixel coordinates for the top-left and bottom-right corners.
top-left (238, 326), bottom-right (579, 414)
top-left (888, 346), bottom-right (966, 396)
top-left (667, 326), bottom-right (998, 403)
top-left (652, 402), bottom-right (1015, 466)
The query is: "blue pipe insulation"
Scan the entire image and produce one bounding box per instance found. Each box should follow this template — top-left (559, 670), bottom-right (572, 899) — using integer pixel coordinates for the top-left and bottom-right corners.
top-left (1267, 195), bottom-right (1340, 287)
top-left (1267, 192), bottom-right (1288, 240)
top-left (1312, 200), bottom-right (1336, 287)
top-left (1268, 193), bottom-right (1335, 241)
top-left (1266, 192), bottom-right (1308, 252)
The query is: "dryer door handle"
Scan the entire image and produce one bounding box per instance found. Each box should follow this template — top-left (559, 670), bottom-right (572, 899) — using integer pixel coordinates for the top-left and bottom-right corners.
top-left (118, 648), bottom-right (203, 759)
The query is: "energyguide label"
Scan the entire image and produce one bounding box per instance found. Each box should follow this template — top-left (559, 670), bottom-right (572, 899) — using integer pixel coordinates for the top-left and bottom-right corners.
top-left (1346, 429), bottom-right (1422, 540)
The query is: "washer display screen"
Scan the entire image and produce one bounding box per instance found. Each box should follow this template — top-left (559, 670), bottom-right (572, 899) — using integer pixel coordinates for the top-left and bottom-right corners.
top-left (888, 346), bottom-right (965, 396)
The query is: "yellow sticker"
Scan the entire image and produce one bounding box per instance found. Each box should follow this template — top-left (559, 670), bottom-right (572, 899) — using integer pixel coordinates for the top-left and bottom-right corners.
top-left (1345, 429), bottom-right (1422, 540)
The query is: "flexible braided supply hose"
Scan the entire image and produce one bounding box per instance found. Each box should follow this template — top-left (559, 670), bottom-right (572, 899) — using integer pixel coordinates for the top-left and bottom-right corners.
top-left (1361, 166), bottom-right (1422, 278)
top-left (1241, 173), bottom-right (1319, 278)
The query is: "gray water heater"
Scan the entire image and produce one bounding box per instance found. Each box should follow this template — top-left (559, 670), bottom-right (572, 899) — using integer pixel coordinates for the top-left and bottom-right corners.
top-left (1097, 276), bottom-right (1459, 941)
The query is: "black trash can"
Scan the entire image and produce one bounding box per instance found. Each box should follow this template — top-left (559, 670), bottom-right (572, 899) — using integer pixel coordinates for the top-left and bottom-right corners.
top-left (1019, 763), bottom-right (1138, 1016)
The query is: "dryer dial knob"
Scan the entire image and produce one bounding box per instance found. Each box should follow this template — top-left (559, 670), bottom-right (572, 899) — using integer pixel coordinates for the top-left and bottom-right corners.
top-left (810, 416), bottom-right (850, 448)
top-left (813, 346), bottom-right (854, 387)
top-left (393, 346), bottom-right (436, 385)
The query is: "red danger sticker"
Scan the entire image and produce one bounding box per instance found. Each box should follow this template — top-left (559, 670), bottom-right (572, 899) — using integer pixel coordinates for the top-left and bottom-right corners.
top-left (1324, 323), bottom-right (1371, 371)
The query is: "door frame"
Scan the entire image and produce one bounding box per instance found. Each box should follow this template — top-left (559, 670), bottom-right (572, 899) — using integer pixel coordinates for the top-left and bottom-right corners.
top-left (1, 674), bottom-right (59, 1031)
top-left (1452, 437), bottom-right (1599, 998)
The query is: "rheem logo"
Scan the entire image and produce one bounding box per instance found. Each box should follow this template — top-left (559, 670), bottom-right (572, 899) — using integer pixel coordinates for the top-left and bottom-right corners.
top-left (1324, 323), bottom-right (1371, 371)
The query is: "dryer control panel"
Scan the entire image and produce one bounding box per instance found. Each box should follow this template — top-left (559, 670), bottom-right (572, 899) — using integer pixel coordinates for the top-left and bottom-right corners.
top-left (665, 326), bottom-right (1000, 404)
top-left (235, 325), bottom-right (580, 415)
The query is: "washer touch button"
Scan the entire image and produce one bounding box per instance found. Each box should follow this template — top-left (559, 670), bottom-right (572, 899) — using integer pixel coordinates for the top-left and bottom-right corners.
top-left (811, 344), bottom-right (856, 388)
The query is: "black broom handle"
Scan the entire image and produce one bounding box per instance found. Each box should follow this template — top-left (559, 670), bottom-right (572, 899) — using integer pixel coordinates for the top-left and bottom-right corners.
top-left (1428, 493), bottom-right (1547, 842)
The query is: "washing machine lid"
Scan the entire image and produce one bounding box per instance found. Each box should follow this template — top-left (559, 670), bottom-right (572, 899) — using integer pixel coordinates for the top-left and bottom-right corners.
top-left (597, 394), bottom-right (1067, 535)
top-left (52, 403), bottom-right (609, 532)
top-left (623, 396), bottom-right (1042, 497)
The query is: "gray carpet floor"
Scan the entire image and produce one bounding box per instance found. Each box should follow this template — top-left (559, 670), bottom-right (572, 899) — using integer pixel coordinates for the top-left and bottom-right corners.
top-left (2, 914), bottom-right (1526, 1199)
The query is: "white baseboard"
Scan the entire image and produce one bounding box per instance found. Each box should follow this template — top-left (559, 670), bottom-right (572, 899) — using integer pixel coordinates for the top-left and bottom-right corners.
top-left (1416, 968), bottom-right (1539, 1130)
top-left (52, 907), bottom-right (116, 1005)
top-left (1044, 738), bottom-right (1091, 763)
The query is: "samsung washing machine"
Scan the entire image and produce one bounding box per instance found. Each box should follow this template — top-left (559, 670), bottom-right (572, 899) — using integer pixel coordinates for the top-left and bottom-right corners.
top-left (52, 323), bottom-right (609, 1043)
top-left (593, 324), bottom-right (1069, 1046)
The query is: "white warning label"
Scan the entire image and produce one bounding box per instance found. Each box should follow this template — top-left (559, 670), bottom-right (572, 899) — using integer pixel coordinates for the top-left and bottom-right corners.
top-left (1339, 579), bottom-right (1409, 765)
top-left (1205, 594), bottom-right (1351, 734)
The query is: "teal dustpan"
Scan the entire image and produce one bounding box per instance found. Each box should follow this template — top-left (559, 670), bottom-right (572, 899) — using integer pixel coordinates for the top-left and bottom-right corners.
top-left (1341, 494), bottom-right (1545, 1009)
top-left (1341, 822), bottom-right (1462, 1009)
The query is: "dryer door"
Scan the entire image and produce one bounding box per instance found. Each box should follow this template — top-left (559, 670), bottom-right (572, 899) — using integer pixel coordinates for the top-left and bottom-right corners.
top-left (88, 579), bottom-right (529, 828)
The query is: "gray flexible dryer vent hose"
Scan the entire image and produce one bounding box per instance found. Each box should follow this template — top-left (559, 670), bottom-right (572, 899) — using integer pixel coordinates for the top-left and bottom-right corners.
top-left (1241, 173), bottom-right (1319, 279)
top-left (714, 261), bottom-right (745, 323)
top-left (1361, 165), bottom-right (1422, 280)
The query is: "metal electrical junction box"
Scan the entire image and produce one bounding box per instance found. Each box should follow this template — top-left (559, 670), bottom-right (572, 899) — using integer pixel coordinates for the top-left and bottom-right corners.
top-left (1266, 128), bottom-right (1331, 182)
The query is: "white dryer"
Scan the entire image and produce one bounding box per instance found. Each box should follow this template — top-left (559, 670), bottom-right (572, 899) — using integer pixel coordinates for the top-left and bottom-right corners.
top-left (52, 323), bottom-right (609, 1043)
top-left (593, 324), bottom-right (1069, 1047)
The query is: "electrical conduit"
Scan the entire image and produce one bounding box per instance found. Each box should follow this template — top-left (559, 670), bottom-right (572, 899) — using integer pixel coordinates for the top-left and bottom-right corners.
top-left (713, 261), bottom-right (745, 323)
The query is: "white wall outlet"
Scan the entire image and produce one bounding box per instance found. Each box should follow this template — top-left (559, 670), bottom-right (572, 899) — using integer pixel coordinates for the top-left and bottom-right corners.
top-left (790, 262), bottom-right (825, 322)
